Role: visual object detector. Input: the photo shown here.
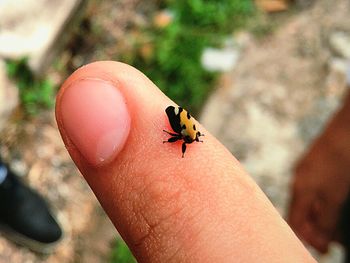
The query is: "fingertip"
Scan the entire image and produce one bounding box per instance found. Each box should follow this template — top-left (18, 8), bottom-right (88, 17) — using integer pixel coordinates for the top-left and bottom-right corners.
top-left (57, 78), bottom-right (131, 166)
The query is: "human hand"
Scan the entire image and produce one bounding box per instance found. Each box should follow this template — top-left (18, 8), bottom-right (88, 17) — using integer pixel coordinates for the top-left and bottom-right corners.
top-left (56, 61), bottom-right (314, 262)
top-left (288, 92), bottom-right (350, 253)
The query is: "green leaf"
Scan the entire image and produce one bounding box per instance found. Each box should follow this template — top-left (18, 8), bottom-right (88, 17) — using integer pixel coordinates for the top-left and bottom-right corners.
top-left (110, 239), bottom-right (136, 263)
top-left (5, 58), bottom-right (55, 115)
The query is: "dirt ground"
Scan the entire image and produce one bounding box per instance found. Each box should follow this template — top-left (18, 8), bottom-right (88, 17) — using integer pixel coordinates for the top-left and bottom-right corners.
top-left (201, 0), bottom-right (350, 261)
top-left (0, 1), bottom-right (145, 262)
top-left (0, 111), bottom-right (117, 263)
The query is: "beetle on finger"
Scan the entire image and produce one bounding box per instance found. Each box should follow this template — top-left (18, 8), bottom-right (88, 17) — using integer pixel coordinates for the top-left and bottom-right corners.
top-left (163, 106), bottom-right (204, 157)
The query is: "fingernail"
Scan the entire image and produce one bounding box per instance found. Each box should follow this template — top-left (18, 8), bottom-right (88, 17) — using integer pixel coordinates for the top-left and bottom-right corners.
top-left (60, 78), bottom-right (130, 166)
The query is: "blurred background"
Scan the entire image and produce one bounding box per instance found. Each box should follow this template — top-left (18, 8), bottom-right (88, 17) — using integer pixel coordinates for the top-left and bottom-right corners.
top-left (0, 0), bottom-right (349, 262)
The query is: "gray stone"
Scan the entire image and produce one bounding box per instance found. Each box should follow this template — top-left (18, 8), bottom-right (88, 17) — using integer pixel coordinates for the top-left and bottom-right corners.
top-left (0, 0), bottom-right (84, 74)
top-left (201, 35), bottom-right (247, 72)
top-left (329, 32), bottom-right (350, 59)
top-left (201, 47), bottom-right (240, 72)
top-left (0, 60), bottom-right (18, 133)
top-left (326, 58), bottom-right (349, 94)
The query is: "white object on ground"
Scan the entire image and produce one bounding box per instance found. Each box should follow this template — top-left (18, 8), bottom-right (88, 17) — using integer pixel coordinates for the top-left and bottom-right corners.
top-left (329, 32), bottom-right (350, 59)
top-left (201, 47), bottom-right (240, 72)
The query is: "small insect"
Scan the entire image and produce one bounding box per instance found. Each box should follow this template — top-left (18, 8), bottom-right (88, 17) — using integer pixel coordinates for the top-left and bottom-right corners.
top-left (163, 106), bottom-right (204, 157)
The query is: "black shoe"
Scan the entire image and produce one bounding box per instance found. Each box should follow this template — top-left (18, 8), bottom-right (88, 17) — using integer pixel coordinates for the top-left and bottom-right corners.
top-left (0, 162), bottom-right (62, 253)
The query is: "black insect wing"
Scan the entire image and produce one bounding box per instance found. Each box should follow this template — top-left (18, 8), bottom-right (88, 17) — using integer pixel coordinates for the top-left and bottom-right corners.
top-left (165, 106), bottom-right (182, 134)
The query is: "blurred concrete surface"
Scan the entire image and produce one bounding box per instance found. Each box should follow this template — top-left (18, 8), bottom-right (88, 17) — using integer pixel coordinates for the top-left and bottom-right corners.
top-left (0, 0), bottom-right (84, 74)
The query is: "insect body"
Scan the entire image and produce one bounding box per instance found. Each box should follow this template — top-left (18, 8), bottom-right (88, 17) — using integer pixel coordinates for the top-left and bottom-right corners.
top-left (163, 106), bottom-right (204, 157)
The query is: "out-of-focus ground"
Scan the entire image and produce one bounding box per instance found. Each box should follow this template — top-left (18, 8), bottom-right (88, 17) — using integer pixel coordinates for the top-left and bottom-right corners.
top-left (0, 1), bottom-right (136, 262)
top-left (203, 0), bottom-right (350, 213)
top-left (0, 0), bottom-right (349, 262)
top-left (202, 0), bottom-right (350, 261)
top-left (0, 111), bottom-right (116, 263)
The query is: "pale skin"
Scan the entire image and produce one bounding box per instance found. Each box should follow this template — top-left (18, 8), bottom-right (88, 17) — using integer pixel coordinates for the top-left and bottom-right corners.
top-left (55, 61), bottom-right (315, 262)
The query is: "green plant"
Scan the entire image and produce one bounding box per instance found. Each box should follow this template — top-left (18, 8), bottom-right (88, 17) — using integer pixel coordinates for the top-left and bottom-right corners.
top-left (6, 58), bottom-right (55, 115)
top-left (110, 239), bottom-right (136, 263)
top-left (121, 0), bottom-right (255, 115)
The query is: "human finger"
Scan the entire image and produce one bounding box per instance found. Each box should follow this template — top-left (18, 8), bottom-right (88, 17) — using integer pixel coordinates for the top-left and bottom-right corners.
top-left (56, 61), bottom-right (315, 262)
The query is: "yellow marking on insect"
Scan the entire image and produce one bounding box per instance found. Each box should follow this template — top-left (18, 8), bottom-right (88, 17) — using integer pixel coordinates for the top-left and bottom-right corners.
top-left (180, 109), bottom-right (196, 140)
